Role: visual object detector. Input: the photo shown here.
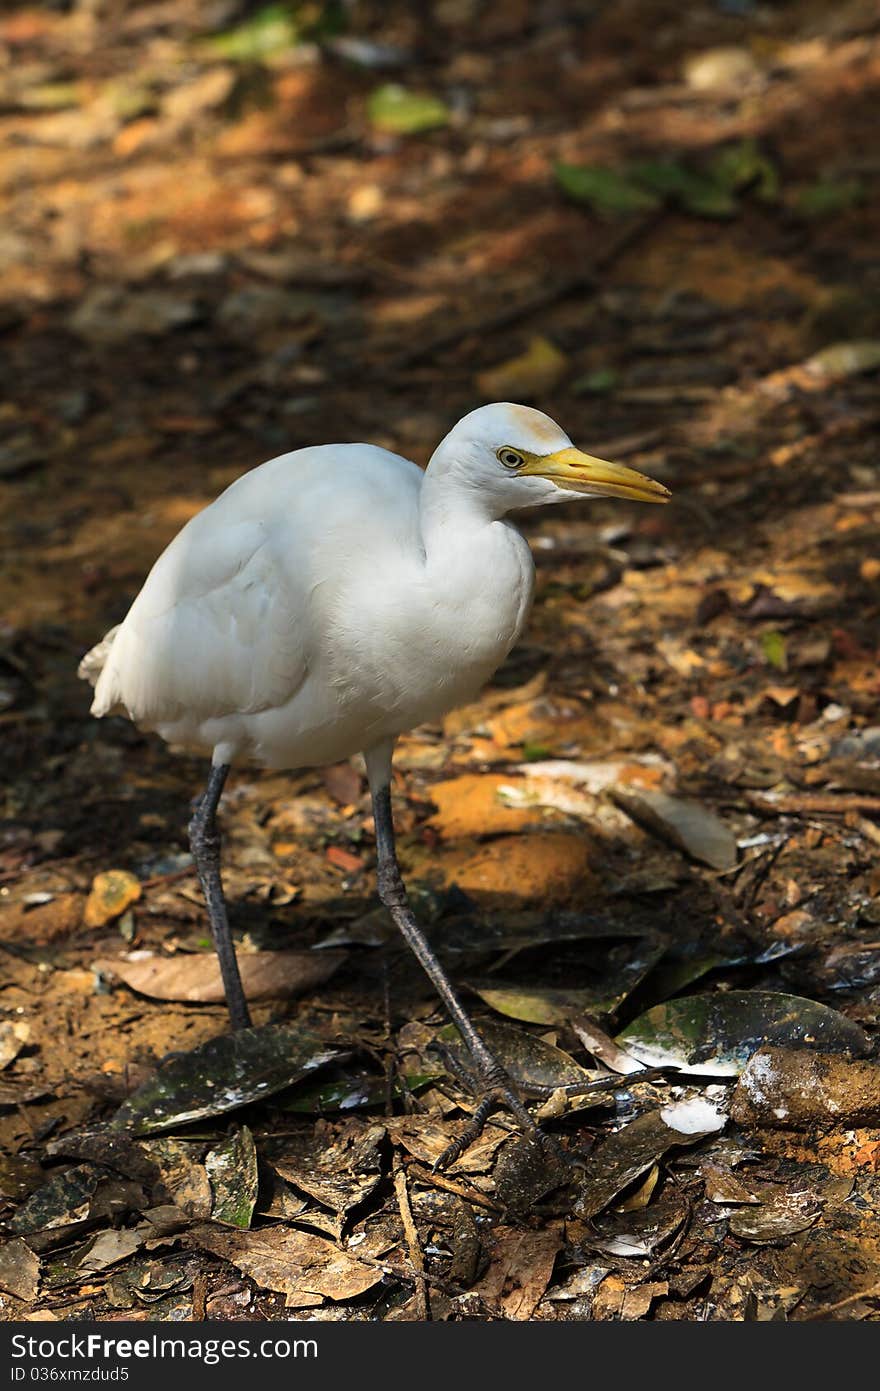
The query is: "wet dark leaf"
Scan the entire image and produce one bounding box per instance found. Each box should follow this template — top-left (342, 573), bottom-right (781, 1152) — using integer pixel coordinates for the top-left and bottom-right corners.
top-left (112, 1024), bottom-right (341, 1134)
top-left (279, 1068), bottom-right (438, 1114)
top-left (574, 1098), bottom-right (725, 1218)
top-left (77, 1228), bottom-right (144, 1275)
top-left (206, 1126), bottom-right (258, 1229)
top-left (10, 1165), bottom-right (104, 1235)
top-left (618, 992), bottom-right (868, 1076)
top-left (585, 1187), bottom-right (689, 1257)
top-left (438, 1019), bottom-right (589, 1091)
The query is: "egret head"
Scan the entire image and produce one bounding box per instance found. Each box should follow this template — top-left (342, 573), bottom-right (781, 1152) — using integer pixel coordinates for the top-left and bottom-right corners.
top-left (430, 402), bottom-right (670, 513)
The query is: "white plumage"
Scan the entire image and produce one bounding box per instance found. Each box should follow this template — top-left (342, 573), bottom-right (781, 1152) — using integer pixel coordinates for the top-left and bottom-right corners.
top-left (81, 402), bottom-right (667, 775)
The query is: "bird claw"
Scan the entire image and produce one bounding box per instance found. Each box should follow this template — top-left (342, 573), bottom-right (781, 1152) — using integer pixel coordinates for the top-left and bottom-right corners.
top-left (432, 1061), bottom-right (562, 1173)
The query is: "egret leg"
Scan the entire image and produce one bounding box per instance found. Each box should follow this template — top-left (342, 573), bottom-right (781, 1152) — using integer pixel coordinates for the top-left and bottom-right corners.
top-left (188, 763), bottom-right (252, 1031)
top-left (371, 780), bottom-right (544, 1169)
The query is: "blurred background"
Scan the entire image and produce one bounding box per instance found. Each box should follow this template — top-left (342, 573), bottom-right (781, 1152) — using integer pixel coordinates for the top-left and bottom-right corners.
top-left (1, 0), bottom-right (880, 1321)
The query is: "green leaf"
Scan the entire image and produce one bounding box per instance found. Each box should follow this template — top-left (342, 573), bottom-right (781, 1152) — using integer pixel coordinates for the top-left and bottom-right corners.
top-left (617, 990), bottom-right (868, 1077)
top-left (708, 139), bottom-right (779, 201)
top-left (760, 629), bottom-right (788, 671)
top-left (521, 741), bottom-right (552, 761)
top-left (554, 161), bottom-right (661, 215)
top-left (367, 84), bottom-right (450, 135)
top-left (628, 159), bottom-right (737, 218)
top-left (794, 178), bottom-right (865, 218)
top-left (205, 4), bottom-right (300, 61)
top-left (573, 367), bottom-right (619, 394)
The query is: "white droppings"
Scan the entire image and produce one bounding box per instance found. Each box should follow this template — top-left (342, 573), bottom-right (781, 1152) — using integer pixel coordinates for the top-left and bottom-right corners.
top-left (660, 1096), bottom-right (727, 1134)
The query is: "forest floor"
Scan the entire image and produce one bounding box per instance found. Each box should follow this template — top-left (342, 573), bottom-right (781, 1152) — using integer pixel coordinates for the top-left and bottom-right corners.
top-left (1, 0), bottom-right (880, 1322)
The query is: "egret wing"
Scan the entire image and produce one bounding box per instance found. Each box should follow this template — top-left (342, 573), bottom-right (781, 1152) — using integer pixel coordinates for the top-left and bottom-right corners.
top-left (91, 518), bottom-right (308, 722)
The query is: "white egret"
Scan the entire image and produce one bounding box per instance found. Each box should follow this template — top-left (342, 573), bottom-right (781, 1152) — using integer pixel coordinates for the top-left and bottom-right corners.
top-left (80, 402), bottom-right (668, 1163)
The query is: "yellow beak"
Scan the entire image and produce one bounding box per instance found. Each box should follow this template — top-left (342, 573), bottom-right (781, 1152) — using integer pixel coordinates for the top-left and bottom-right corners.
top-left (522, 447), bottom-right (670, 504)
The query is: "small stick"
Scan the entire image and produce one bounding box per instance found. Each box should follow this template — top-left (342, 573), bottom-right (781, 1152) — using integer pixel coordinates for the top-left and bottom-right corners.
top-left (394, 1157), bottom-right (429, 1320)
top-left (802, 1282), bottom-right (880, 1321)
top-left (745, 792), bottom-right (880, 817)
top-left (407, 1162), bottom-right (502, 1213)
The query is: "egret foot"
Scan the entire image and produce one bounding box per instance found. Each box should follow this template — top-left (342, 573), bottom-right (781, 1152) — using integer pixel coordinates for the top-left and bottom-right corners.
top-left (371, 778), bottom-right (558, 1170)
top-left (188, 762), bottom-right (252, 1032)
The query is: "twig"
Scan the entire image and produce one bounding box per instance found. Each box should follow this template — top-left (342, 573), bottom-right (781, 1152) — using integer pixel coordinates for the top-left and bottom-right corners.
top-left (802, 1282), bottom-right (880, 1321)
top-left (191, 1272), bottom-right (207, 1321)
top-left (140, 864), bottom-right (196, 890)
top-left (745, 792), bottom-right (880, 817)
top-left (394, 1157), bottom-right (429, 1320)
top-left (407, 1162), bottom-right (502, 1213)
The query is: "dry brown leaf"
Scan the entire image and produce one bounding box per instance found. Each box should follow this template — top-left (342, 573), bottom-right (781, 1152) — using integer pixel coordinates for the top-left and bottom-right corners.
top-left (185, 1223), bottom-right (383, 1306)
top-left (96, 949), bottom-right (344, 1003)
top-left (427, 832), bottom-right (597, 903)
top-left (84, 870), bottom-right (141, 928)
top-left (472, 1225), bottom-right (562, 1319)
top-left (476, 336), bottom-right (567, 399)
top-left (0, 1237), bottom-right (40, 1302)
top-left (425, 774), bottom-right (541, 839)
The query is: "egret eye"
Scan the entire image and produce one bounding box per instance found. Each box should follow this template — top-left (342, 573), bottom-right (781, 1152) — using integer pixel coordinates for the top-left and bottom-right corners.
top-left (497, 448), bottom-right (525, 470)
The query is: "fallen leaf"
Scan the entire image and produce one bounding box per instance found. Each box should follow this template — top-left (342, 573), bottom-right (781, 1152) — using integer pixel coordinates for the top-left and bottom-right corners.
top-left (186, 1223), bottom-right (382, 1305)
top-left (575, 1099), bottom-right (725, 1218)
top-left (77, 1228), bottom-right (144, 1275)
top-left (439, 1019), bottom-right (590, 1092)
top-left (476, 336), bottom-right (568, 400)
top-left (206, 1127), bottom-right (258, 1229)
top-left (325, 846), bottom-right (365, 873)
top-left (618, 991), bottom-right (868, 1076)
top-left (609, 788), bottom-right (738, 870)
top-left (84, 870), bottom-right (141, 928)
top-left (473, 1225), bottom-right (562, 1319)
top-left (0, 1238), bottom-right (40, 1301)
top-left (368, 84), bottom-right (450, 134)
top-left (555, 161), bottom-right (661, 215)
top-left (0, 1020), bottom-right (30, 1069)
top-left (10, 1166), bottom-right (103, 1235)
top-left (267, 1121), bottom-right (385, 1223)
top-left (112, 1024), bottom-right (342, 1134)
top-left (96, 949), bottom-right (344, 1003)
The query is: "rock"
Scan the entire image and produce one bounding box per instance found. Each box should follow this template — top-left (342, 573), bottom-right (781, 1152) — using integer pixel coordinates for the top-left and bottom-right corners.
top-left (731, 1045), bottom-right (880, 1129)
